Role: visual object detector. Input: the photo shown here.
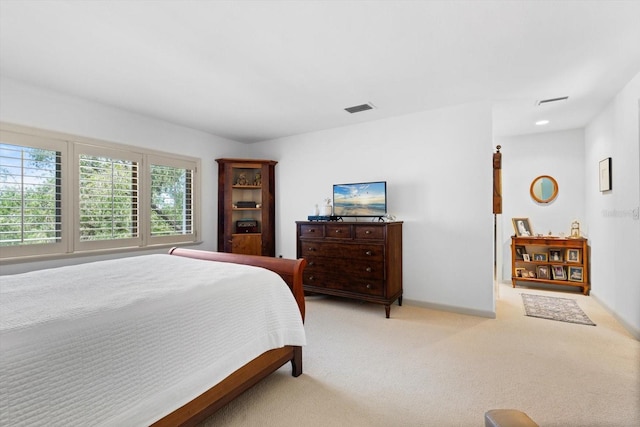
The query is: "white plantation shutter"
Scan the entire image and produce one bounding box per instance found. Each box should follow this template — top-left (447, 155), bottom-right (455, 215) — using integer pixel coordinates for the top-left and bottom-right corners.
top-left (0, 130), bottom-right (68, 258)
top-left (0, 144), bottom-right (61, 244)
top-left (0, 124), bottom-right (199, 260)
top-left (78, 155), bottom-right (138, 240)
top-left (75, 145), bottom-right (142, 250)
top-left (148, 155), bottom-right (196, 244)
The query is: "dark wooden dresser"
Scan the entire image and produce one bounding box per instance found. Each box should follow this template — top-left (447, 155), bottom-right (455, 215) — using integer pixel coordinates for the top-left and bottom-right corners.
top-left (296, 221), bottom-right (403, 318)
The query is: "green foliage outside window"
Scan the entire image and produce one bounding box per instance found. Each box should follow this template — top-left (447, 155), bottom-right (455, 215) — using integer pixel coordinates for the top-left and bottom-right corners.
top-left (150, 164), bottom-right (192, 236)
top-left (0, 144), bottom-right (61, 246)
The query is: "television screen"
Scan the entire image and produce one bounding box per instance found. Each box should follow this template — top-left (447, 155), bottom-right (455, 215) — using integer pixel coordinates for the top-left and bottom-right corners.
top-left (332, 181), bottom-right (387, 217)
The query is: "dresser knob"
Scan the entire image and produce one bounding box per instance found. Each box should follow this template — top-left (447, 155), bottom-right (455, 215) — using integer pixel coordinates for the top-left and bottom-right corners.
top-left (308, 247), bottom-right (315, 251)
top-left (309, 276), bottom-right (314, 281)
top-left (365, 267), bottom-right (372, 272)
top-left (365, 230), bottom-right (371, 234)
top-left (366, 284), bottom-right (372, 289)
top-left (365, 250), bottom-right (372, 256)
top-left (308, 261), bottom-right (314, 266)
top-left (310, 229), bottom-right (315, 233)
top-left (335, 229), bottom-right (341, 233)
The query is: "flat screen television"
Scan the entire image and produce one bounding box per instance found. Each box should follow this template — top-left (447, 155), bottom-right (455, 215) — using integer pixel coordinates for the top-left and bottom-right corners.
top-left (332, 181), bottom-right (387, 217)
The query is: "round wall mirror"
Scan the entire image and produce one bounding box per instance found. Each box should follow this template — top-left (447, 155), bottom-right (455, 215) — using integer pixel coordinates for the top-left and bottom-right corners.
top-left (530, 175), bottom-right (558, 203)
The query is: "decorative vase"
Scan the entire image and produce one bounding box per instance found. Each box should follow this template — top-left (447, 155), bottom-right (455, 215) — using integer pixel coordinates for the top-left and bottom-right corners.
top-left (319, 205), bottom-right (332, 216)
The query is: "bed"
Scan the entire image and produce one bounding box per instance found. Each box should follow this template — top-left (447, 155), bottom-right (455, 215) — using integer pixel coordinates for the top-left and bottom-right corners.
top-left (0, 247), bottom-right (307, 427)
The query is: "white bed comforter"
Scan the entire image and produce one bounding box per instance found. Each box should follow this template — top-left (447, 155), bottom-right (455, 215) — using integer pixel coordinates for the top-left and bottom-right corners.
top-left (0, 254), bottom-right (306, 426)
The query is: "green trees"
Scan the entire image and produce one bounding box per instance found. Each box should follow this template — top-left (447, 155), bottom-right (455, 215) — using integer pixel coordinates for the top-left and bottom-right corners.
top-left (150, 164), bottom-right (192, 236)
top-left (0, 144), bottom-right (60, 246)
top-left (78, 155), bottom-right (138, 241)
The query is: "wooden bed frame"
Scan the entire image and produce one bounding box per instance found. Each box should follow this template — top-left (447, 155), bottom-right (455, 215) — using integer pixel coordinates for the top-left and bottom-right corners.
top-left (150, 247), bottom-right (307, 427)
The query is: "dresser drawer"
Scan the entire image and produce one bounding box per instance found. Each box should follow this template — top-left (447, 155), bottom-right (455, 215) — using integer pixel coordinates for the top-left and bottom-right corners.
top-left (299, 241), bottom-right (384, 261)
top-left (354, 225), bottom-right (384, 240)
top-left (325, 223), bottom-right (352, 238)
top-left (303, 256), bottom-right (384, 280)
top-left (303, 271), bottom-right (385, 297)
top-left (299, 224), bottom-right (325, 238)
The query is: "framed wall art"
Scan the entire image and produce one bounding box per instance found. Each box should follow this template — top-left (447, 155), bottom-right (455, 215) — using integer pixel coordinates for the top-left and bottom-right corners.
top-left (599, 157), bottom-right (612, 192)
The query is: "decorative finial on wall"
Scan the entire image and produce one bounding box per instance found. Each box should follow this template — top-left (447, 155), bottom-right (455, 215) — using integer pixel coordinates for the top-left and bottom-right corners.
top-left (493, 145), bottom-right (502, 214)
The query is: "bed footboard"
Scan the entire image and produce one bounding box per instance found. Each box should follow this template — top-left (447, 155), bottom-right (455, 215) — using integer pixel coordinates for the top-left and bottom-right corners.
top-left (168, 247), bottom-right (306, 320)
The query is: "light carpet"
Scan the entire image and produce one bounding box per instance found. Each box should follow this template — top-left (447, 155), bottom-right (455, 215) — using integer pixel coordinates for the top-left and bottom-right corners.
top-left (198, 283), bottom-right (639, 427)
top-left (521, 293), bottom-right (596, 326)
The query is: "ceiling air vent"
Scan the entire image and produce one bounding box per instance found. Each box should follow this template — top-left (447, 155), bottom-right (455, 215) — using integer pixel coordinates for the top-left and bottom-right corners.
top-left (345, 103), bottom-right (375, 114)
top-left (536, 96), bottom-right (569, 106)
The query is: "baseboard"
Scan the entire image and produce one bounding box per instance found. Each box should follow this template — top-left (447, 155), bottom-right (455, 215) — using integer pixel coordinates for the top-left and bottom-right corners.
top-left (403, 299), bottom-right (496, 319)
top-left (590, 292), bottom-right (640, 341)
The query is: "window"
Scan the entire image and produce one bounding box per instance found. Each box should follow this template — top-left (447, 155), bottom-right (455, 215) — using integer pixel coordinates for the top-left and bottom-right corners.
top-left (0, 131), bottom-right (67, 257)
top-left (0, 125), bottom-right (199, 260)
top-left (148, 155), bottom-right (195, 245)
top-left (0, 143), bottom-right (62, 245)
top-left (74, 145), bottom-right (143, 251)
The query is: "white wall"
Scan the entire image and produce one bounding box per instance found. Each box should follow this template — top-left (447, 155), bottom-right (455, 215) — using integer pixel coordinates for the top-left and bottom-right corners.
top-left (496, 129), bottom-right (586, 281)
top-left (584, 72), bottom-right (640, 337)
top-left (0, 78), bottom-right (500, 316)
top-left (250, 101), bottom-right (496, 317)
top-left (0, 77), bottom-right (249, 273)
top-left (3, 74), bottom-right (637, 328)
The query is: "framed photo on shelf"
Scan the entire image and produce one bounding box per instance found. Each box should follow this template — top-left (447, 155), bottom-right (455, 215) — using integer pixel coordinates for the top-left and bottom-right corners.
top-left (549, 249), bottom-right (563, 262)
top-left (566, 249), bottom-right (581, 263)
top-left (533, 253), bottom-right (548, 261)
top-left (512, 218), bottom-right (533, 237)
top-left (515, 245), bottom-right (527, 260)
top-left (552, 265), bottom-right (567, 280)
top-left (515, 267), bottom-right (526, 278)
top-left (568, 266), bottom-right (584, 282)
top-left (523, 253), bottom-right (531, 262)
top-left (536, 265), bottom-right (550, 279)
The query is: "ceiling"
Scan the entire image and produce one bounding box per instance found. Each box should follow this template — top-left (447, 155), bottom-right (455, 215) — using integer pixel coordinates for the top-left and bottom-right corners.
top-left (1, 0), bottom-right (639, 143)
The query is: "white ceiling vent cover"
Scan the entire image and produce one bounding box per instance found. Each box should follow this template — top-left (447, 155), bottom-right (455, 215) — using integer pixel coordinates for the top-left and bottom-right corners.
top-left (345, 103), bottom-right (375, 113)
top-left (536, 96), bottom-right (569, 106)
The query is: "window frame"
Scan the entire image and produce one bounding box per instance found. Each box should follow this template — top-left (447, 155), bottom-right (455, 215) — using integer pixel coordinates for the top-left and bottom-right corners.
top-left (0, 123), bottom-right (200, 262)
top-left (0, 130), bottom-right (70, 258)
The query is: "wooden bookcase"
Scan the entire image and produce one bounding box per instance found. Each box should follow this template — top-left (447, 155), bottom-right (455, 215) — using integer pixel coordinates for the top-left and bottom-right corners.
top-left (511, 236), bottom-right (589, 295)
top-left (216, 159), bottom-right (276, 256)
